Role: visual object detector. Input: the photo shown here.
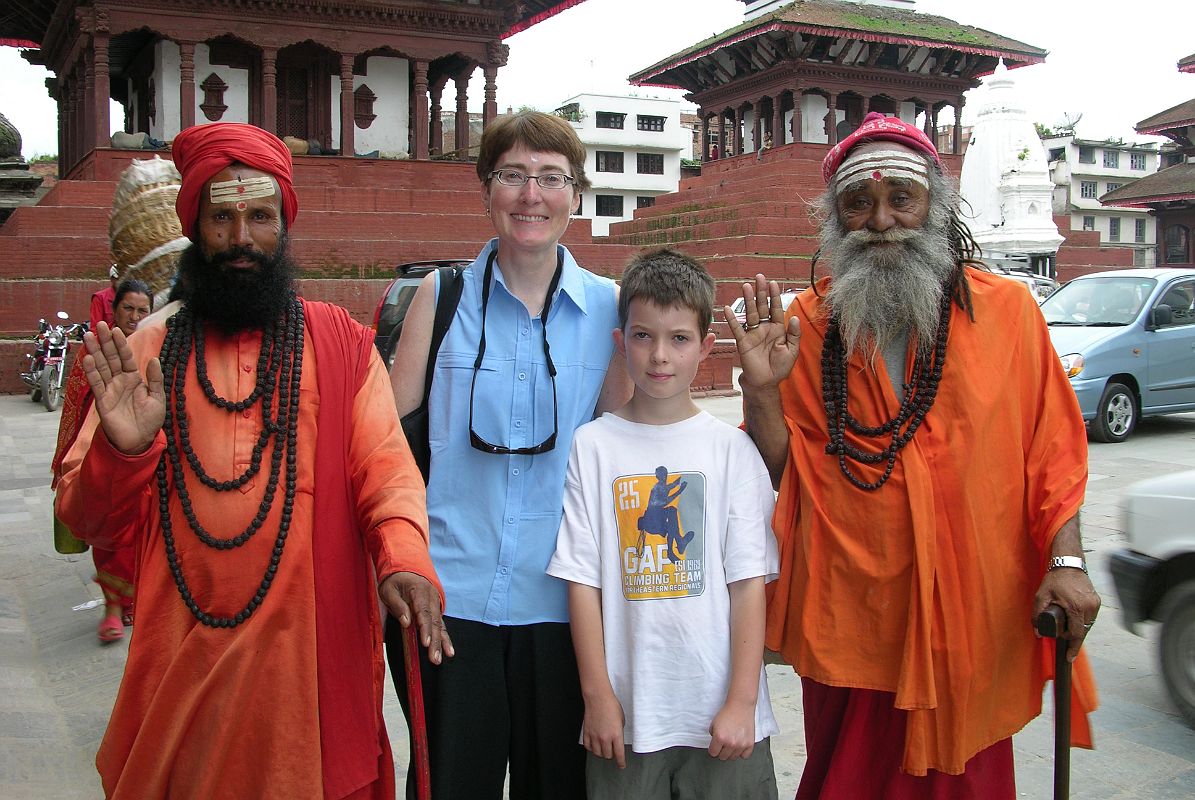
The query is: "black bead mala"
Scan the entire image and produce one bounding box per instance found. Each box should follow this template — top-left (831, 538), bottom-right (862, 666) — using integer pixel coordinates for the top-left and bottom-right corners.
top-left (821, 289), bottom-right (952, 491)
top-left (155, 295), bottom-right (304, 628)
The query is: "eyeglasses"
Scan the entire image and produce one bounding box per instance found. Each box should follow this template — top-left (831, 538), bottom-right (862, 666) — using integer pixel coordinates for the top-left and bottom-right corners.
top-left (469, 249), bottom-right (563, 456)
top-left (488, 169), bottom-right (576, 190)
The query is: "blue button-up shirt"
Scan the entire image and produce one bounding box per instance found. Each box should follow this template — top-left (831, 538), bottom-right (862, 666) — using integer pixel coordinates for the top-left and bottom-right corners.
top-left (426, 239), bottom-right (619, 624)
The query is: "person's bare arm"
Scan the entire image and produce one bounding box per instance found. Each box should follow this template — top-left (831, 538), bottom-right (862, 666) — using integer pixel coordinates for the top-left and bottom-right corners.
top-left (594, 348), bottom-right (633, 415)
top-left (709, 576), bottom-right (766, 761)
top-left (389, 272), bottom-right (438, 417)
top-left (1033, 514), bottom-right (1101, 662)
top-left (724, 275), bottom-right (800, 487)
top-left (569, 582), bottom-right (626, 768)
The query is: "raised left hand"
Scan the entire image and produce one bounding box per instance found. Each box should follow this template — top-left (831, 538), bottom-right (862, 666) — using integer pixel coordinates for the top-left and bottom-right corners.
top-left (1033, 567), bottom-right (1101, 662)
top-left (379, 571), bottom-right (454, 664)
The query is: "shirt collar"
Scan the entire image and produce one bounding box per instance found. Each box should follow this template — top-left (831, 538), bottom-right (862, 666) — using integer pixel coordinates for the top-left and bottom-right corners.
top-left (479, 238), bottom-right (590, 316)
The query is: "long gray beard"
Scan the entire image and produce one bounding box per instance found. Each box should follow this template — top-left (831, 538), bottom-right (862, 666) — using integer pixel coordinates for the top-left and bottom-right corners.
top-left (820, 203), bottom-right (956, 361)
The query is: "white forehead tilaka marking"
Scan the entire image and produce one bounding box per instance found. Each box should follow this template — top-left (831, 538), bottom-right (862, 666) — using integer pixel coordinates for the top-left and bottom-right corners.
top-left (209, 176), bottom-right (276, 205)
top-left (835, 149), bottom-right (929, 194)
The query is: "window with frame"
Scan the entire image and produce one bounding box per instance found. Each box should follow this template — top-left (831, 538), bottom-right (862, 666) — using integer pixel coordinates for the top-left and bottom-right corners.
top-left (1165, 225), bottom-right (1190, 264)
top-left (1108, 217), bottom-right (1121, 242)
top-left (596, 112), bottom-right (625, 129)
top-left (637, 115), bottom-right (666, 132)
top-left (596, 151), bottom-right (624, 173)
top-left (1130, 152), bottom-right (1147, 170)
top-left (596, 194), bottom-right (624, 217)
top-left (637, 153), bottom-right (664, 174)
top-left (1080, 181), bottom-right (1098, 199)
top-left (1156, 280), bottom-right (1195, 326)
top-left (1103, 149), bottom-right (1119, 168)
top-left (637, 196), bottom-right (655, 209)
top-left (1106, 182), bottom-right (1122, 194)
top-left (1082, 216), bottom-right (1096, 231)
top-left (1078, 146), bottom-right (1095, 164)
top-left (1135, 218), bottom-right (1147, 243)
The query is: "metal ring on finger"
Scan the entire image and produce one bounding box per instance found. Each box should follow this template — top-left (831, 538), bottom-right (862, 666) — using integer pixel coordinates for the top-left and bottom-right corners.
top-left (744, 322), bottom-right (760, 331)
top-left (1083, 621), bottom-right (1094, 630)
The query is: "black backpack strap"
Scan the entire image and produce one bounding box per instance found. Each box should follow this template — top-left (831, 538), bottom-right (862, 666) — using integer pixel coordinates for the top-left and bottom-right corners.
top-left (420, 265), bottom-right (464, 404)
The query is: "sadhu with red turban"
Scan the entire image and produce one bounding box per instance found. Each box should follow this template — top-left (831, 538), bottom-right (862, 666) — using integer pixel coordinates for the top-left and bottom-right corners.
top-left (56, 121), bottom-right (451, 799)
top-left (724, 112), bottom-right (1099, 797)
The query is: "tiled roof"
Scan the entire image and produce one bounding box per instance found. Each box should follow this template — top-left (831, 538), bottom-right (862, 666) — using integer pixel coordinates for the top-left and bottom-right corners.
top-left (1180, 52), bottom-right (1195, 73)
top-left (1100, 162), bottom-right (1195, 207)
top-left (631, 0), bottom-right (1045, 84)
top-left (1136, 99), bottom-right (1195, 136)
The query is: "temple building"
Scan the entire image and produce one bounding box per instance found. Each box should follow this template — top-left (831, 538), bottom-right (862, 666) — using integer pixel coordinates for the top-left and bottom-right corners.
top-left (1102, 52), bottom-right (1195, 269)
top-left (958, 61), bottom-right (1063, 277)
top-left (2, 0), bottom-right (584, 178)
top-left (629, 0), bottom-right (1046, 163)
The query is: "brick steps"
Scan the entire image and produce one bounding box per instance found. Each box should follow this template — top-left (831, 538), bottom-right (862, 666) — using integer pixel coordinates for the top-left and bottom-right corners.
top-left (607, 215), bottom-right (818, 245)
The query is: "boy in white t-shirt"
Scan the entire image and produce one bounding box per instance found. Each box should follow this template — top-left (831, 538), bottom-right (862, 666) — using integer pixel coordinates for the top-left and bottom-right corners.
top-left (547, 248), bottom-right (780, 799)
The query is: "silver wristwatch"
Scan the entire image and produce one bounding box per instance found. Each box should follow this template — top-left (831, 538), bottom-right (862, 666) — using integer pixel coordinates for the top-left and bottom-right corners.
top-left (1048, 555), bottom-right (1088, 574)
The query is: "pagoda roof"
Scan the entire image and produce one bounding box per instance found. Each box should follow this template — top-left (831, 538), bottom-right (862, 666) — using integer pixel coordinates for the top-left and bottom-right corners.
top-left (1180, 52), bottom-right (1195, 74)
top-left (630, 0), bottom-right (1045, 91)
top-left (1100, 162), bottom-right (1195, 207)
top-left (0, 0), bottom-right (578, 49)
top-left (1136, 98), bottom-right (1195, 137)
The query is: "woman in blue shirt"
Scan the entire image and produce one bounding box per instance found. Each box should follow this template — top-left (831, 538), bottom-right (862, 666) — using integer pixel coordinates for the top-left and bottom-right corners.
top-left (388, 110), bottom-right (631, 800)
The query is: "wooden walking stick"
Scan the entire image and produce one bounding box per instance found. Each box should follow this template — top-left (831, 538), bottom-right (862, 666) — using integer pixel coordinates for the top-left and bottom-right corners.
top-left (401, 623), bottom-right (432, 800)
top-left (1035, 604), bottom-right (1071, 800)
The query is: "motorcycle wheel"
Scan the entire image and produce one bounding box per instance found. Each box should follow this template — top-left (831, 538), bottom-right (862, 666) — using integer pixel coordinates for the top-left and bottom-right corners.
top-left (40, 364), bottom-right (62, 411)
top-left (30, 379), bottom-right (41, 403)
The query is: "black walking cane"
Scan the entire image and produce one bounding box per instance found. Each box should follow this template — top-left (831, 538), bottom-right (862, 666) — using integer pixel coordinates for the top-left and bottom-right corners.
top-left (1035, 604), bottom-right (1071, 800)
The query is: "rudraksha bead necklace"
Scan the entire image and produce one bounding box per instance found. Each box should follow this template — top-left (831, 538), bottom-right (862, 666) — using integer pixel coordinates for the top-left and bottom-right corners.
top-left (821, 289), bottom-right (952, 491)
top-left (156, 295), bottom-right (303, 628)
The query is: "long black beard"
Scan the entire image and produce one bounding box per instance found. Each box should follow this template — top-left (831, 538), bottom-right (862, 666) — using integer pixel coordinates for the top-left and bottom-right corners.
top-left (177, 235), bottom-right (297, 333)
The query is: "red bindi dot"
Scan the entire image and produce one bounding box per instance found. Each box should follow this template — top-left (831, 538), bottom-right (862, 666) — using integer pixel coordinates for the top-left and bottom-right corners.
top-left (237, 185), bottom-right (246, 194)
top-left (236, 201), bottom-right (247, 211)
top-left (871, 170), bottom-right (882, 181)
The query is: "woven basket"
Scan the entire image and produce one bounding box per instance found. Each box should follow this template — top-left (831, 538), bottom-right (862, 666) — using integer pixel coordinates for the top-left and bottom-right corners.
top-left (109, 157), bottom-right (186, 296)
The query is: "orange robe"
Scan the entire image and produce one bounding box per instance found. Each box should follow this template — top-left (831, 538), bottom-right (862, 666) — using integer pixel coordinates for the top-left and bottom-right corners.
top-left (57, 302), bottom-right (440, 799)
top-left (765, 268), bottom-right (1097, 775)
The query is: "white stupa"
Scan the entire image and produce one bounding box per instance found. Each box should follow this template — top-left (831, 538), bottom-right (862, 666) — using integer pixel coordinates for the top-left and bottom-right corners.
top-left (958, 61), bottom-right (1063, 273)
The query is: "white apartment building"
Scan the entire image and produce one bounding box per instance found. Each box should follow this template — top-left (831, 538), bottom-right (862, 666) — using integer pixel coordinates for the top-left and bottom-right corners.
top-left (554, 94), bottom-right (688, 236)
top-left (1044, 134), bottom-right (1160, 267)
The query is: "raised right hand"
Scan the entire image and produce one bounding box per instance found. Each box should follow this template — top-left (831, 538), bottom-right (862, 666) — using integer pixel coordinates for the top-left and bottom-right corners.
top-left (81, 322), bottom-right (165, 455)
top-left (723, 273), bottom-right (800, 391)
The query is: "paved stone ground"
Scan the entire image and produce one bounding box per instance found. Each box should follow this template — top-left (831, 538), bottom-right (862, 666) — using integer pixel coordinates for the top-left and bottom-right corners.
top-left (2, 389), bottom-right (1194, 799)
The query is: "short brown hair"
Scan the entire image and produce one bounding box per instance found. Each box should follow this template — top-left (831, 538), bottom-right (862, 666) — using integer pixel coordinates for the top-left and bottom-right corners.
top-left (618, 248), bottom-right (715, 336)
top-left (476, 110), bottom-right (591, 193)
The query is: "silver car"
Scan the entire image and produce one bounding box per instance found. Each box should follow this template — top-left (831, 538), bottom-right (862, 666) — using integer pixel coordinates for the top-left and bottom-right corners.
top-left (1043, 268), bottom-right (1195, 442)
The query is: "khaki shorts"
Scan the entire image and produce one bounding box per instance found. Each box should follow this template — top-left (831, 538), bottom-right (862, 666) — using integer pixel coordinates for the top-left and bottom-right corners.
top-left (586, 738), bottom-right (778, 800)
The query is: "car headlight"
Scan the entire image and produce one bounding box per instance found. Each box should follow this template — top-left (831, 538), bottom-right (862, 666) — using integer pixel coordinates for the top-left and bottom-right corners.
top-left (1059, 353), bottom-right (1085, 378)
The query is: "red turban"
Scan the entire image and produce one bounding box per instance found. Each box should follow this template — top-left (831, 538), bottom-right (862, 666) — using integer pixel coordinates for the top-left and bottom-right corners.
top-left (822, 112), bottom-right (941, 184)
top-left (171, 122), bottom-right (298, 241)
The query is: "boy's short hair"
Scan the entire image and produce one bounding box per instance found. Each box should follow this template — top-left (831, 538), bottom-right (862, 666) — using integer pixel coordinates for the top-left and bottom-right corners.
top-left (618, 248), bottom-right (715, 336)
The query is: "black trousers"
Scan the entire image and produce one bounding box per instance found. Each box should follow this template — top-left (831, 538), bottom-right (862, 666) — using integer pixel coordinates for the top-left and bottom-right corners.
top-left (385, 615), bottom-right (587, 800)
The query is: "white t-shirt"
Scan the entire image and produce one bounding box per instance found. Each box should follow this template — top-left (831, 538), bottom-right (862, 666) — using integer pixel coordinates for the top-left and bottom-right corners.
top-left (547, 411), bottom-right (780, 754)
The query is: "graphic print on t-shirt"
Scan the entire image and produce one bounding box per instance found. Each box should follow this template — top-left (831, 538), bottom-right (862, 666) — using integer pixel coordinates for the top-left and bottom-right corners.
top-left (613, 466), bottom-right (705, 600)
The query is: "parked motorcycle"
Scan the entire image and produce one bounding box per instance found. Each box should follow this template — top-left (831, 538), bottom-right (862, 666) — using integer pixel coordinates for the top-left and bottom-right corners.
top-left (20, 311), bottom-right (88, 412)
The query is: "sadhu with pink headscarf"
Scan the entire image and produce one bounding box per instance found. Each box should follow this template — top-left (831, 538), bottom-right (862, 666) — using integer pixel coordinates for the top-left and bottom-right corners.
top-left (725, 113), bottom-right (1100, 798)
top-left (55, 121), bottom-right (449, 799)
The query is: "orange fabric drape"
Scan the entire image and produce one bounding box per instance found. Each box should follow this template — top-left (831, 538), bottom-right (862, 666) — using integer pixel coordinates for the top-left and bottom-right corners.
top-left (56, 302), bottom-right (437, 799)
top-left (765, 269), bottom-right (1097, 776)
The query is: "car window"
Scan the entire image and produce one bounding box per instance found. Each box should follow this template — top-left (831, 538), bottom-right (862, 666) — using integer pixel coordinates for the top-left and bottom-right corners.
top-left (1155, 280), bottom-right (1195, 327)
top-left (1041, 277), bottom-right (1157, 326)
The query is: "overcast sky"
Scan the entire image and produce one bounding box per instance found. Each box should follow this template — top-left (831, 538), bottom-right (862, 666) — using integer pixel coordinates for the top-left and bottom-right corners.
top-left (2, 0), bottom-right (1191, 159)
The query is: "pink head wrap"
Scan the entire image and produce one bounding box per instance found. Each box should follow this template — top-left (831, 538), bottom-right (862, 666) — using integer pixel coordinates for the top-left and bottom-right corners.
top-left (821, 112), bottom-right (941, 184)
top-left (172, 122), bottom-right (298, 241)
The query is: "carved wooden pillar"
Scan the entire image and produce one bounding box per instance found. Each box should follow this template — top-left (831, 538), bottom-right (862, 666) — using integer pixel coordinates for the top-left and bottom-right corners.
top-left (717, 111), bottom-right (726, 159)
top-left (772, 94), bottom-right (785, 145)
top-left (482, 66), bottom-right (498, 128)
top-left (752, 102), bottom-right (762, 151)
top-left (430, 78), bottom-right (446, 156)
top-left (63, 75), bottom-right (75, 171)
top-left (93, 32), bottom-right (111, 148)
top-left (826, 91), bottom-right (839, 145)
top-left (83, 50), bottom-right (96, 156)
top-left (454, 71), bottom-right (471, 160)
top-left (791, 86), bottom-right (802, 143)
top-left (179, 41), bottom-right (196, 130)
top-left (953, 95), bottom-right (965, 155)
top-left (921, 103), bottom-right (932, 136)
top-left (699, 110), bottom-right (709, 162)
top-left (261, 47), bottom-right (277, 134)
top-left (339, 53), bottom-right (355, 156)
top-left (413, 60), bottom-right (429, 160)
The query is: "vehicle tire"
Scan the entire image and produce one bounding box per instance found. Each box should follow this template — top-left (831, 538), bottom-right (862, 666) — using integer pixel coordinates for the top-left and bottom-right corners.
top-left (40, 364), bottom-right (62, 412)
top-left (1158, 580), bottom-right (1195, 730)
top-left (1090, 381), bottom-right (1136, 443)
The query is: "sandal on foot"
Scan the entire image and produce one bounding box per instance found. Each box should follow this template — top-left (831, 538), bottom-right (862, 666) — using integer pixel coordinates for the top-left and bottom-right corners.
top-left (98, 611), bottom-right (124, 643)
